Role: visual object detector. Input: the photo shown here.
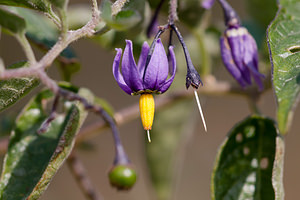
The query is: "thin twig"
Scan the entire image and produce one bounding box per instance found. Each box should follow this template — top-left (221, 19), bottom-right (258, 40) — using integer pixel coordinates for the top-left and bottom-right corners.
top-left (67, 152), bottom-right (103, 200)
top-left (111, 0), bottom-right (128, 16)
top-left (15, 33), bottom-right (37, 64)
top-left (169, 0), bottom-right (178, 24)
top-left (0, 0), bottom-right (100, 78)
top-left (37, 95), bottom-right (60, 134)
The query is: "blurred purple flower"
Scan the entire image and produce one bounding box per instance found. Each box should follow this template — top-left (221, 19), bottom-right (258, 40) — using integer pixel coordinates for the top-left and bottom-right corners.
top-left (113, 39), bottom-right (176, 95)
top-left (202, 0), bottom-right (216, 9)
top-left (220, 27), bottom-right (264, 90)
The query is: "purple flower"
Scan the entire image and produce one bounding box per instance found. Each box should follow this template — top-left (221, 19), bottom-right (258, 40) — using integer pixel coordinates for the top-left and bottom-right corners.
top-left (202, 0), bottom-right (216, 9)
top-left (220, 27), bottom-right (264, 90)
top-left (113, 39), bottom-right (176, 95)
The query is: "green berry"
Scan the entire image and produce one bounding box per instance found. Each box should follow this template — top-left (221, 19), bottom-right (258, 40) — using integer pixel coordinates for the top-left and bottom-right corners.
top-left (108, 165), bottom-right (137, 190)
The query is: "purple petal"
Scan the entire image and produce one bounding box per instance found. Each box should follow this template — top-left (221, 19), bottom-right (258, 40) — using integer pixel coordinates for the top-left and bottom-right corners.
top-left (226, 28), bottom-right (252, 84)
top-left (122, 40), bottom-right (143, 92)
top-left (112, 48), bottom-right (133, 95)
top-left (242, 33), bottom-right (264, 90)
top-left (159, 46), bottom-right (176, 93)
top-left (137, 41), bottom-right (150, 78)
top-left (143, 39), bottom-right (169, 90)
top-left (220, 36), bottom-right (247, 88)
top-left (243, 34), bottom-right (264, 77)
top-left (202, 0), bottom-right (215, 9)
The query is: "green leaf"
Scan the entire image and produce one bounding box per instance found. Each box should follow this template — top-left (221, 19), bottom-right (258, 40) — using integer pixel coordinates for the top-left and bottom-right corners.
top-left (0, 88), bottom-right (92, 200)
top-left (0, 0), bottom-right (51, 13)
top-left (211, 116), bottom-right (280, 200)
top-left (0, 61), bottom-right (39, 112)
top-left (267, 0), bottom-right (300, 134)
top-left (0, 7), bottom-right (26, 34)
top-left (146, 100), bottom-right (193, 200)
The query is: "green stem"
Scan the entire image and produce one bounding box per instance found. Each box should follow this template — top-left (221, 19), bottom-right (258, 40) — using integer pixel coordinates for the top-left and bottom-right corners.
top-left (247, 97), bottom-right (261, 115)
top-left (15, 33), bottom-right (36, 64)
top-left (190, 28), bottom-right (211, 76)
top-left (59, 9), bottom-right (69, 39)
top-left (47, 9), bottom-right (61, 28)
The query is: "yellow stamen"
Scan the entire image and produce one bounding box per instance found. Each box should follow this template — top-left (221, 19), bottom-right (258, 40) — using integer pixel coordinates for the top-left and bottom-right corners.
top-left (139, 94), bottom-right (155, 142)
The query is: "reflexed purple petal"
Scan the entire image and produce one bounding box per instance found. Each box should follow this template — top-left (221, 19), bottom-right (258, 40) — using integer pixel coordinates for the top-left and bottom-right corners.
top-left (113, 48), bottom-right (133, 95)
top-left (220, 37), bottom-right (247, 87)
top-left (202, 0), bottom-right (215, 9)
top-left (137, 41), bottom-right (150, 78)
top-left (242, 33), bottom-right (264, 77)
top-left (159, 46), bottom-right (176, 93)
top-left (143, 39), bottom-right (169, 90)
top-left (242, 33), bottom-right (264, 90)
top-left (122, 40), bottom-right (143, 92)
top-left (226, 28), bottom-right (251, 84)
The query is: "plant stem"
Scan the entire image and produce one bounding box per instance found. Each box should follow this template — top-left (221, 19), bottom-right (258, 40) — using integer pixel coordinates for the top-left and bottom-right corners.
top-left (59, 9), bottom-right (69, 39)
top-left (190, 28), bottom-right (211, 75)
top-left (67, 152), bottom-right (103, 200)
top-left (111, 0), bottom-right (128, 16)
top-left (15, 33), bottom-right (36, 64)
top-left (46, 9), bottom-right (61, 29)
top-left (169, 0), bottom-right (178, 24)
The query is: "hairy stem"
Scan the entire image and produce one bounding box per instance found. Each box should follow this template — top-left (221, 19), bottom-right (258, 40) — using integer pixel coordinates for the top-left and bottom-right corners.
top-left (45, 9), bottom-right (61, 29)
top-left (169, 0), bottom-right (178, 24)
top-left (111, 0), bottom-right (128, 16)
top-left (15, 33), bottom-right (36, 64)
top-left (67, 152), bottom-right (103, 200)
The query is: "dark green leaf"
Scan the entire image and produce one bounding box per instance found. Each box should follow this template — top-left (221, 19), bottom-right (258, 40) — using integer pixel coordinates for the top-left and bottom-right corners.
top-left (267, 0), bottom-right (300, 134)
top-left (0, 113), bottom-right (17, 138)
top-left (0, 0), bottom-right (51, 13)
top-left (146, 100), bottom-right (193, 200)
top-left (0, 88), bottom-right (92, 200)
top-left (28, 88), bottom-right (93, 199)
top-left (0, 7), bottom-right (25, 34)
top-left (0, 61), bottom-right (39, 112)
top-left (211, 116), bottom-right (279, 200)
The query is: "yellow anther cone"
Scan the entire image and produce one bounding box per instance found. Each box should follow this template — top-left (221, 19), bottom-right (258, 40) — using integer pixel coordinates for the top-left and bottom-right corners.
top-left (139, 94), bottom-right (155, 142)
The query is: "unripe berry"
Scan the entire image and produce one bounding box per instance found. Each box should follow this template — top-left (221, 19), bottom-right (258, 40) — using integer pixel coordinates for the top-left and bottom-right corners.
top-left (108, 165), bottom-right (137, 190)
